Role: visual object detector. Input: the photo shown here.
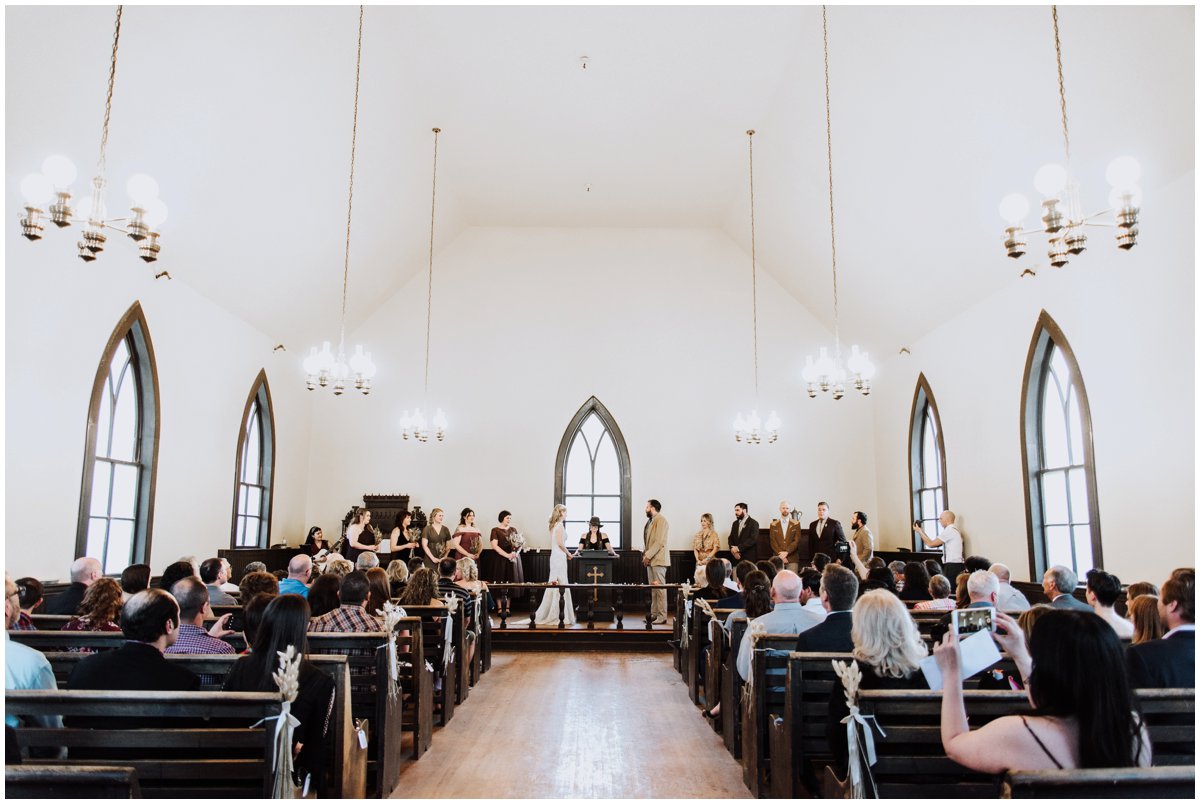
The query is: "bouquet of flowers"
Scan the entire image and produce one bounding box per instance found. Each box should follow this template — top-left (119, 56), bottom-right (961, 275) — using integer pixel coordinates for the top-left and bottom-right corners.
top-left (508, 530), bottom-right (526, 554)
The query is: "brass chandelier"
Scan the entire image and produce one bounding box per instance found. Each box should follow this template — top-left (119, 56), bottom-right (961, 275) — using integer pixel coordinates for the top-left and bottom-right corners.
top-left (998, 6), bottom-right (1142, 269)
top-left (302, 6), bottom-right (377, 396)
top-left (19, 6), bottom-right (166, 263)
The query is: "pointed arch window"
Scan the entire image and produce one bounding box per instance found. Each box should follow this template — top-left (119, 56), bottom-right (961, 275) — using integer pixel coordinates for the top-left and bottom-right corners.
top-left (908, 374), bottom-right (948, 549)
top-left (1021, 312), bottom-right (1102, 578)
top-left (232, 371), bottom-right (276, 548)
top-left (554, 397), bottom-right (632, 549)
top-left (77, 302), bottom-right (160, 574)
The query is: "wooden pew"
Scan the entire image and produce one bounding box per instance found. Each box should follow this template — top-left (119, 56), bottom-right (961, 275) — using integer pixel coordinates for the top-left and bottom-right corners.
top-left (1001, 766), bottom-right (1196, 798)
top-left (849, 688), bottom-right (1195, 798)
top-left (9, 630), bottom-right (248, 654)
top-left (34, 652), bottom-right (365, 799)
top-left (701, 609), bottom-right (737, 722)
top-left (768, 651), bottom-right (852, 799)
top-left (4, 764), bottom-right (142, 798)
top-left (722, 617), bottom-right (748, 759)
top-left (393, 604), bottom-right (462, 727)
top-left (740, 633), bottom-right (802, 797)
top-left (672, 591), bottom-right (689, 675)
top-left (6, 689), bottom-right (282, 797)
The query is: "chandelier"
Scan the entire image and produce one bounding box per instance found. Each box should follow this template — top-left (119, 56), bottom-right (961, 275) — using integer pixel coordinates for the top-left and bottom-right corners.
top-left (302, 6), bottom-right (376, 396)
top-left (998, 6), bottom-right (1141, 269)
top-left (801, 6), bottom-right (875, 400)
top-left (400, 128), bottom-right (449, 442)
top-left (732, 130), bottom-right (781, 445)
top-left (19, 6), bottom-right (166, 264)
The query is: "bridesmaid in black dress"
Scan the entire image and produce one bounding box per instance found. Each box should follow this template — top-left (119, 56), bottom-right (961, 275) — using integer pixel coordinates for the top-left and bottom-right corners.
top-left (486, 510), bottom-right (524, 614)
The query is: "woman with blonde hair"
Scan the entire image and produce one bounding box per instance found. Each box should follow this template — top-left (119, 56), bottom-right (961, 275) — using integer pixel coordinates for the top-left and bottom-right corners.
top-left (534, 504), bottom-right (576, 626)
top-left (386, 559), bottom-right (409, 597)
top-left (692, 513), bottom-right (719, 577)
top-left (829, 589), bottom-right (929, 786)
top-left (421, 507), bottom-right (454, 568)
top-left (1127, 594), bottom-right (1165, 644)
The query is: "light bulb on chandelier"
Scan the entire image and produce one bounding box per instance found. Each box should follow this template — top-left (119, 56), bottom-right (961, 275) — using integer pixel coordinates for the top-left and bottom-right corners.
top-left (998, 7), bottom-right (1141, 269)
top-left (803, 7), bottom-right (876, 402)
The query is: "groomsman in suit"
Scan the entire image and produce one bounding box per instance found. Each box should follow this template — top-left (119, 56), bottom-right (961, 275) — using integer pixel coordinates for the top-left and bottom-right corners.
top-left (769, 501), bottom-right (803, 572)
top-left (643, 500), bottom-right (670, 625)
top-left (850, 511), bottom-right (874, 564)
top-left (729, 503), bottom-right (760, 564)
top-left (810, 501), bottom-right (845, 561)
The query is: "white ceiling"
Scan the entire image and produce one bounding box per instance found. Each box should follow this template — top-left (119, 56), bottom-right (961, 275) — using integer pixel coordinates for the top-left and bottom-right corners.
top-left (6, 5), bottom-right (1194, 353)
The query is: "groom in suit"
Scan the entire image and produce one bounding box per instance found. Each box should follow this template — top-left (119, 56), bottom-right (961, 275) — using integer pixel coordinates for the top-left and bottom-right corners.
top-left (643, 500), bottom-right (670, 625)
top-left (809, 501), bottom-right (845, 562)
top-left (729, 503), bottom-right (760, 564)
top-left (769, 501), bottom-right (803, 572)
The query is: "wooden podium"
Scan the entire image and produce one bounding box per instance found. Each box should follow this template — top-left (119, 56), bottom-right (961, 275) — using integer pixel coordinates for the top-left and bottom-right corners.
top-left (574, 550), bottom-right (616, 621)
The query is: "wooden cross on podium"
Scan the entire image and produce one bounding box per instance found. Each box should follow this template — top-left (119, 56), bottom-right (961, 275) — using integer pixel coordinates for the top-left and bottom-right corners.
top-left (586, 565), bottom-right (604, 604)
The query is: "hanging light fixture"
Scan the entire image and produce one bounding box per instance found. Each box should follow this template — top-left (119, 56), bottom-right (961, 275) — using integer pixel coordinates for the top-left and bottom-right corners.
top-left (802, 7), bottom-right (875, 400)
top-left (998, 6), bottom-right (1141, 269)
top-left (733, 130), bottom-right (781, 445)
top-left (399, 128), bottom-right (449, 442)
top-left (19, 6), bottom-right (166, 263)
top-left (302, 6), bottom-right (376, 396)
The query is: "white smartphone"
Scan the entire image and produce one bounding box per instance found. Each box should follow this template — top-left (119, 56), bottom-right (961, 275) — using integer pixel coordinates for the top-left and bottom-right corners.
top-left (952, 606), bottom-right (996, 636)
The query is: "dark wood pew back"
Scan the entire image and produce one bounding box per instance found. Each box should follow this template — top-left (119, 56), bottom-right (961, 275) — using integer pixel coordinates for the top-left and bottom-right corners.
top-left (741, 633), bottom-right (802, 797)
top-left (701, 609), bottom-right (736, 719)
top-left (770, 651), bottom-right (853, 798)
top-left (388, 604), bottom-right (461, 726)
top-left (722, 617), bottom-right (747, 758)
top-left (8, 629), bottom-right (248, 654)
top-left (6, 689), bottom-right (281, 798)
top-left (1000, 766), bottom-right (1196, 798)
top-left (4, 764), bottom-right (142, 798)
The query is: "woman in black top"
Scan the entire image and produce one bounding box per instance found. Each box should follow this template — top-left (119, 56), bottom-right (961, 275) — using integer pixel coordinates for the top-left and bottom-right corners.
top-left (898, 562), bottom-right (933, 602)
top-left (694, 557), bottom-right (728, 601)
top-left (223, 595), bottom-right (335, 788)
top-left (574, 517), bottom-right (617, 556)
top-left (303, 526), bottom-right (331, 557)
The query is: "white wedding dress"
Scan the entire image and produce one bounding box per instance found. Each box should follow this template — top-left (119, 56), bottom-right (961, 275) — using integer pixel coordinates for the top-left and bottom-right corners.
top-left (534, 526), bottom-right (576, 626)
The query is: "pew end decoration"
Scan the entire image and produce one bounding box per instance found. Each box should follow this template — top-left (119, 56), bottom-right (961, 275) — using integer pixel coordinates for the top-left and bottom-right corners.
top-left (259, 645), bottom-right (303, 799)
top-left (380, 601), bottom-right (407, 699)
top-left (828, 659), bottom-right (886, 799)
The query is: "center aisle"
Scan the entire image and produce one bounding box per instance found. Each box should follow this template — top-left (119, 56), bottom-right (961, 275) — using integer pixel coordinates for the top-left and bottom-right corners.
top-left (394, 652), bottom-right (751, 798)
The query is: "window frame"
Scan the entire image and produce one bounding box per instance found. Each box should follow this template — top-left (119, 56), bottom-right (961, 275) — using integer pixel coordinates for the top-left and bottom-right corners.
top-left (230, 369), bottom-right (276, 548)
top-left (75, 301), bottom-right (161, 571)
top-left (1020, 310), bottom-right (1103, 579)
top-left (907, 373), bottom-right (949, 551)
top-left (554, 396), bottom-right (632, 550)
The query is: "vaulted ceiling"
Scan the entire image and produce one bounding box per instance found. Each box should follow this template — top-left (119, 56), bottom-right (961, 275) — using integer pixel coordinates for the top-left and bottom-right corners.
top-left (6, 5), bottom-right (1193, 355)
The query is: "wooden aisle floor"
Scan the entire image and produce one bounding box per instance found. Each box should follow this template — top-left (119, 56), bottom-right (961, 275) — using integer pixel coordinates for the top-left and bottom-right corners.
top-left (393, 652), bottom-right (751, 799)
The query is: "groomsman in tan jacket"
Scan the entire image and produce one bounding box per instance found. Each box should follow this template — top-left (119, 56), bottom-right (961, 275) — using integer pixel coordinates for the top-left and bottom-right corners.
top-left (642, 499), bottom-right (670, 624)
top-left (769, 500), bottom-right (804, 573)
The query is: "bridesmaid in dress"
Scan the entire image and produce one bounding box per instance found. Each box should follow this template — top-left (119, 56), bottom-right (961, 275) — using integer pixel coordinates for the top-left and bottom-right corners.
top-left (421, 508), bottom-right (454, 568)
top-left (453, 508), bottom-right (484, 561)
top-left (388, 511), bottom-right (422, 561)
top-left (486, 510), bottom-right (523, 615)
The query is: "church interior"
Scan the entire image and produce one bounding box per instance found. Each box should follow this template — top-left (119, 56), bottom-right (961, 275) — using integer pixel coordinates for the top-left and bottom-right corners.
top-left (4, 3), bottom-right (1195, 800)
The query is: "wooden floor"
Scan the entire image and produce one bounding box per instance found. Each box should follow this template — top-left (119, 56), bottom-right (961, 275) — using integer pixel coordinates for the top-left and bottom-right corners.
top-left (394, 652), bottom-right (751, 799)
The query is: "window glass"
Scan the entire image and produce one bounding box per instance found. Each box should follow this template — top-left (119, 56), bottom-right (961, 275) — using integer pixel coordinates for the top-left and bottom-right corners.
top-left (557, 403), bottom-right (628, 549)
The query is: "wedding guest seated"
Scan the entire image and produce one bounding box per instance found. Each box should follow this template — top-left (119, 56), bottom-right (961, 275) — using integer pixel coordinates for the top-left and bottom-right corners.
top-left (703, 572), bottom-right (772, 720)
top-left (798, 569), bottom-right (824, 617)
top-left (1125, 581), bottom-right (1159, 608)
top-left (913, 574), bottom-right (956, 611)
top-left (768, 556), bottom-right (785, 573)
top-left (1086, 569), bottom-right (1133, 639)
top-left (44, 557), bottom-right (101, 615)
top-left (990, 562), bottom-right (1031, 611)
top-left (717, 561), bottom-right (757, 610)
top-left (308, 572), bottom-right (382, 634)
top-left (218, 559), bottom-right (240, 594)
top-left (271, 570), bottom-right (288, 581)
top-left (119, 564), bottom-right (151, 600)
top-left (898, 562), bottom-right (933, 602)
top-left (68, 589), bottom-right (200, 697)
top-left (923, 559), bottom-right (943, 580)
top-left (862, 566), bottom-right (898, 597)
top-left (5, 575), bottom-right (63, 734)
top-left (62, 578), bottom-right (124, 635)
top-left (386, 560), bottom-right (409, 597)
top-left (436, 558), bottom-right (473, 611)
top-left (756, 560), bottom-right (778, 581)
top-left (241, 561), bottom-right (268, 578)
top-left (356, 552), bottom-right (380, 572)
top-left (794, 564), bottom-right (858, 653)
top-left (199, 558), bottom-right (238, 605)
top-left (954, 571), bottom-right (971, 608)
top-left (407, 557), bottom-right (425, 575)
top-left (829, 589), bottom-right (929, 787)
top-left (1043, 565), bottom-right (1091, 610)
top-left (365, 567), bottom-right (391, 617)
top-left (157, 560), bottom-right (196, 593)
top-left (165, 578), bottom-right (235, 656)
top-left (977, 605), bottom-right (1052, 690)
top-left (14, 577), bottom-right (42, 630)
top-left (1126, 568), bottom-right (1194, 688)
top-left (223, 594), bottom-right (334, 789)
top-left (935, 609), bottom-right (1150, 772)
top-left (736, 571), bottom-right (818, 680)
top-left (932, 569), bottom-right (999, 642)
top-left (887, 560), bottom-right (906, 591)
top-left (306, 574), bottom-right (341, 619)
top-left (812, 553), bottom-right (832, 573)
top-left (278, 555), bottom-right (313, 598)
top-left (965, 555), bottom-right (993, 574)
top-left (324, 558), bottom-right (354, 580)
top-left (694, 559), bottom-right (728, 601)
top-left (398, 567), bottom-right (445, 608)
top-left (456, 557), bottom-right (488, 601)
top-left (239, 570), bottom-right (279, 601)
top-left (1127, 595), bottom-right (1165, 644)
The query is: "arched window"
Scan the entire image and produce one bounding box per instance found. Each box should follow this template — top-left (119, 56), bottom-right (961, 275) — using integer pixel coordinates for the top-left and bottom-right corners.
top-left (908, 373), bottom-right (948, 549)
top-left (76, 302), bottom-right (160, 574)
top-left (554, 397), bottom-right (632, 549)
top-left (1021, 311), bottom-right (1102, 578)
top-left (232, 370), bottom-right (276, 548)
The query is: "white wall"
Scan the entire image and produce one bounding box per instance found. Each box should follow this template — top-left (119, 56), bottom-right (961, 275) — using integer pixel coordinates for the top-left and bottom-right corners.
top-left (4, 238), bottom-right (314, 581)
top-left (870, 171), bottom-right (1195, 584)
top-left (303, 227), bottom-right (879, 550)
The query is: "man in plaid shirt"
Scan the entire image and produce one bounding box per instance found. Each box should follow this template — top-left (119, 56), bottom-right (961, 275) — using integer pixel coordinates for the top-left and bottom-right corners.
top-left (308, 572), bottom-right (383, 693)
top-left (165, 578), bottom-right (236, 685)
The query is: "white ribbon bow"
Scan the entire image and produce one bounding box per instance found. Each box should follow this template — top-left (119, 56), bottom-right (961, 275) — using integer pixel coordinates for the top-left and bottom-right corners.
top-left (833, 659), bottom-right (886, 798)
top-left (379, 601), bottom-right (407, 698)
top-left (441, 595), bottom-right (456, 667)
top-left (247, 645), bottom-right (303, 799)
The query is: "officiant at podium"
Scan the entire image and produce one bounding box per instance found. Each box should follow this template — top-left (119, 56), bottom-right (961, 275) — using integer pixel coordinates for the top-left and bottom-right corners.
top-left (574, 517), bottom-right (618, 557)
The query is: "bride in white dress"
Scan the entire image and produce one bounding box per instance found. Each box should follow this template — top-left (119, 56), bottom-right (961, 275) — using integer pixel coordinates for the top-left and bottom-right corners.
top-left (534, 504), bottom-right (576, 626)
